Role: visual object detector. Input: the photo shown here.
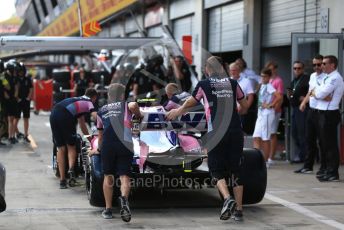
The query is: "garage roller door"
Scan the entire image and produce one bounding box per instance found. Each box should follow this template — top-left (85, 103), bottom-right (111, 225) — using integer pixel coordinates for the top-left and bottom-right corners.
top-left (262, 0), bottom-right (318, 47)
top-left (208, 1), bottom-right (244, 52)
top-left (173, 15), bottom-right (194, 48)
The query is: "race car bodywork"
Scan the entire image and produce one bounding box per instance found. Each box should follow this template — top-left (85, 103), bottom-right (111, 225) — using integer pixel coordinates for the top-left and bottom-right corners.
top-left (85, 105), bottom-right (210, 207)
top-left (84, 106), bottom-right (267, 207)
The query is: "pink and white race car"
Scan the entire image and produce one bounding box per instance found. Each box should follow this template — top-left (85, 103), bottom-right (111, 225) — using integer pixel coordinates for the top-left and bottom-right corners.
top-left (84, 105), bottom-right (267, 207)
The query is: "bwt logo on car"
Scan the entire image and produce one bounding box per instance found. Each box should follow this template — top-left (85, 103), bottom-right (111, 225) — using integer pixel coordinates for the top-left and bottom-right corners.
top-left (141, 112), bottom-right (207, 131)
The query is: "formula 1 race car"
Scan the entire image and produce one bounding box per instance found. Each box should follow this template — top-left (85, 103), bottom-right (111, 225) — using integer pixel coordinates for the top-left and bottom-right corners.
top-left (83, 106), bottom-right (267, 207)
top-left (0, 162), bottom-right (6, 213)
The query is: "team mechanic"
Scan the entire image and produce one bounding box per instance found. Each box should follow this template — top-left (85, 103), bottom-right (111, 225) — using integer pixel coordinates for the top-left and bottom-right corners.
top-left (166, 56), bottom-right (249, 221)
top-left (50, 88), bottom-right (98, 189)
top-left (96, 83), bottom-right (142, 222)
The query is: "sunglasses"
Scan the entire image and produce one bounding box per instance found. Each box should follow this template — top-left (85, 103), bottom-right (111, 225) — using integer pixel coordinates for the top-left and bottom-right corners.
top-left (313, 63), bottom-right (321, 67)
top-left (293, 67), bottom-right (302, 70)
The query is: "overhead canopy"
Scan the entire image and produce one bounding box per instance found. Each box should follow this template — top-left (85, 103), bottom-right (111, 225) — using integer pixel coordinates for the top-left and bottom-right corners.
top-left (0, 36), bottom-right (162, 52)
top-left (0, 50), bottom-right (92, 61)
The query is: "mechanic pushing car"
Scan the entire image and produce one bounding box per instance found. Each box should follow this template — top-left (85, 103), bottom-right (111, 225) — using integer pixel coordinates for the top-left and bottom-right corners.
top-left (50, 88), bottom-right (98, 189)
top-left (166, 56), bottom-right (249, 221)
top-left (96, 83), bottom-right (142, 222)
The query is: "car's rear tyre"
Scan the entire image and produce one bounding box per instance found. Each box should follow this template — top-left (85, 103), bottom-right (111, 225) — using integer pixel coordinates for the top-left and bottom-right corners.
top-left (0, 194), bottom-right (6, 213)
top-left (241, 148), bottom-right (267, 204)
top-left (86, 154), bottom-right (121, 207)
top-left (217, 148), bottom-right (267, 205)
top-left (87, 155), bottom-right (105, 207)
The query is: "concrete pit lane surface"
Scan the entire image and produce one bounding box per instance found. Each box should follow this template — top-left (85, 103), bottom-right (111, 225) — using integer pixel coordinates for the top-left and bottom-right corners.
top-left (0, 113), bottom-right (344, 230)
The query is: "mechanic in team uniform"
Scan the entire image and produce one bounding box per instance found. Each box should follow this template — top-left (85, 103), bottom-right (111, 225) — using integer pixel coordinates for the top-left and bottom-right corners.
top-left (14, 63), bottom-right (33, 143)
top-left (163, 83), bottom-right (191, 110)
top-left (50, 88), bottom-right (98, 189)
top-left (3, 60), bottom-right (19, 144)
top-left (96, 83), bottom-right (142, 222)
top-left (166, 56), bottom-right (249, 221)
top-left (0, 60), bottom-right (9, 145)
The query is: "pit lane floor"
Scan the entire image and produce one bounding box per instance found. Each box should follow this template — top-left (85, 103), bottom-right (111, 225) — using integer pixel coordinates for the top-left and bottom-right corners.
top-left (0, 112), bottom-right (343, 230)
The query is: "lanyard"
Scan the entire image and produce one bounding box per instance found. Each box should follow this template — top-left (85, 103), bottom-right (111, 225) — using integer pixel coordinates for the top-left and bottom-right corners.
top-left (323, 75), bottom-right (329, 84)
top-left (293, 77), bottom-right (302, 91)
top-left (316, 78), bottom-right (321, 86)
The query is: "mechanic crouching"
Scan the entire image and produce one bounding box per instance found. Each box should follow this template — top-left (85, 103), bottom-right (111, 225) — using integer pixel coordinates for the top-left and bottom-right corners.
top-left (166, 56), bottom-right (248, 221)
top-left (50, 88), bottom-right (98, 189)
top-left (96, 83), bottom-right (142, 222)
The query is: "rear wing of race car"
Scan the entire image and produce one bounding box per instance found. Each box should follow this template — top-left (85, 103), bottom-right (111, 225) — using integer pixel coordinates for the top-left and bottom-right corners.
top-left (139, 110), bottom-right (207, 132)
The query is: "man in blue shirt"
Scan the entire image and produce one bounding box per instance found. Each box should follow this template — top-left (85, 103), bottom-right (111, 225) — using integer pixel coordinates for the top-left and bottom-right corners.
top-left (97, 83), bottom-right (141, 222)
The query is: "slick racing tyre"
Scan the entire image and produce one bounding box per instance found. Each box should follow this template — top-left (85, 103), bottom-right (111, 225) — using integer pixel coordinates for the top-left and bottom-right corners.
top-left (218, 148), bottom-right (267, 205)
top-left (86, 154), bottom-right (121, 207)
top-left (241, 148), bottom-right (267, 204)
top-left (87, 154), bottom-right (105, 207)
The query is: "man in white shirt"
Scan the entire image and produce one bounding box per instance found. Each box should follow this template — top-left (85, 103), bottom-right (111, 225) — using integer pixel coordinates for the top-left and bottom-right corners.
top-left (235, 58), bottom-right (260, 90)
top-left (310, 55), bottom-right (344, 182)
top-left (295, 55), bottom-right (326, 175)
top-left (229, 63), bottom-right (255, 112)
top-left (229, 62), bottom-right (255, 134)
